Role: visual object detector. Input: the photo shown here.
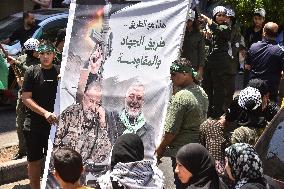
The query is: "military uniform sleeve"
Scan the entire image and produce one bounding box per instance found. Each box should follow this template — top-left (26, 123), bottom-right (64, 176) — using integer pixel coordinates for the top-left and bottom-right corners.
top-left (164, 91), bottom-right (194, 134)
top-left (92, 128), bottom-right (111, 163)
top-left (22, 66), bottom-right (34, 92)
top-left (53, 110), bottom-right (69, 148)
top-left (15, 55), bottom-right (28, 74)
top-left (198, 34), bottom-right (206, 67)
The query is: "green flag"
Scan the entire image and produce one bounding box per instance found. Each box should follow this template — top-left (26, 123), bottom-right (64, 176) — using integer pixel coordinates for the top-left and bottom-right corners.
top-left (0, 53), bottom-right (8, 90)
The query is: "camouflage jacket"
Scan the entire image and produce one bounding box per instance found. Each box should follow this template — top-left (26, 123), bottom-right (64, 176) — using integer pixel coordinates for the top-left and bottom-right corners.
top-left (54, 103), bottom-right (111, 163)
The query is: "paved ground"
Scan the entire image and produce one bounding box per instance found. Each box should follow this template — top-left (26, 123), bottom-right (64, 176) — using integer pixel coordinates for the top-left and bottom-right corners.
top-left (0, 105), bottom-right (17, 148)
top-left (0, 179), bottom-right (30, 189)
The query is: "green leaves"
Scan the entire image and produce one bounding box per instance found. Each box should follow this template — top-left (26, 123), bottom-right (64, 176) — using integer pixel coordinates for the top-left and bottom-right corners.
top-left (223, 0), bottom-right (284, 28)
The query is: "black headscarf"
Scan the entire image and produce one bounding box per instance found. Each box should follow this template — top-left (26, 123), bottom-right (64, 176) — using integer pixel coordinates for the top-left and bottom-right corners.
top-left (176, 143), bottom-right (220, 189)
top-left (111, 133), bottom-right (144, 169)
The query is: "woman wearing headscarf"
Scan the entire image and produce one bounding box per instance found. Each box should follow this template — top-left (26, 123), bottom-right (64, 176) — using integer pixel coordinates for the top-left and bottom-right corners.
top-left (98, 133), bottom-right (164, 189)
top-left (225, 143), bottom-right (266, 189)
top-left (175, 143), bottom-right (227, 189)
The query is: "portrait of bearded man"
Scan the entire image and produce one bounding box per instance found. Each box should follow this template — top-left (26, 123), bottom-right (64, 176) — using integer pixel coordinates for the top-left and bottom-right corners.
top-left (107, 82), bottom-right (155, 160)
top-left (54, 81), bottom-right (111, 164)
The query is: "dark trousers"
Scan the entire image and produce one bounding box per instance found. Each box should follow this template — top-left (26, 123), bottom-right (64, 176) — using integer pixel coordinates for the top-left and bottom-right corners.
top-left (202, 68), bottom-right (232, 118)
top-left (224, 74), bottom-right (236, 112)
top-left (16, 97), bottom-right (27, 155)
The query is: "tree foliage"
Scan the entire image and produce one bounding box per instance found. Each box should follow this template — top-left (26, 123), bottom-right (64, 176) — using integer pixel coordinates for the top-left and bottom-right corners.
top-left (222, 0), bottom-right (284, 28)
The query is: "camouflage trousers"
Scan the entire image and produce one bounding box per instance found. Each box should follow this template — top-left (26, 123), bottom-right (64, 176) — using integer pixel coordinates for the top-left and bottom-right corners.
top-left (16, 97), bottom-right (27, 154)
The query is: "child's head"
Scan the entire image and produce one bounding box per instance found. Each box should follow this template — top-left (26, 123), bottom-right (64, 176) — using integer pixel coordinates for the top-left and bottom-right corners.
top-left (53, 148), bottom-right (83, 185)
top-left (253, 8), bottom-right (265, 28)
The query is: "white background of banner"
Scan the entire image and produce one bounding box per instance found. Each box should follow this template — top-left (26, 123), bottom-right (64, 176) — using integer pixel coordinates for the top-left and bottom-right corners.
top-left (103, 0), bottom-right (189, 81)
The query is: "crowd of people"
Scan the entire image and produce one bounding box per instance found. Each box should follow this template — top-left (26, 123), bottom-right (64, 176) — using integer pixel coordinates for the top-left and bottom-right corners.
top-left (0, 1), bottom-right (283, 189)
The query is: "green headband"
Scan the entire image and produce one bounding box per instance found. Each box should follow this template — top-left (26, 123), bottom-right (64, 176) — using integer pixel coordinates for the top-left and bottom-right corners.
top-left (38, 44), bottom-right (56, 53)
top-left (170, 62), bottom-right (192, 73)
top-left (170, 62), bottom-right (197, 77)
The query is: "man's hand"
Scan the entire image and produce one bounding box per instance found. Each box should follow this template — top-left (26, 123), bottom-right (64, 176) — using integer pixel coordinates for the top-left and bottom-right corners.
top-left (7, 56), bottom-right (16, 65)
top-left (16, 77), bottom-right (24, 87)
top-left (44, 111), bottom-right (58, 125)
top-left (155, 148), bottom-right (164, 164)
top-left (244, 64), bottom-right (251, 70)
top-left (239, 49), bottom-right (247, 59)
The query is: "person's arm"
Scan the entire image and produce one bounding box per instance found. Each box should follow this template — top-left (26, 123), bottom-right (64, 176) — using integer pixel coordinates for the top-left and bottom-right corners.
top-left (53, 111), bottom-right (69, 148)
top-left (22, 92), bottom-right (57, 124)
top-left (31, 0), bottom-right (51, 8)
top-left (200, 14), bottom-right (213, 26)
top-left (196, 34), bottom-right (205, 80)
top-left (156, 133), bottom-right (176, 160)
top-left (244, 49), bottom-right (252, 70)
top-left (156, 92), bottom-right (188, 159)
top-left (0, 38), bottom-right (10, 45)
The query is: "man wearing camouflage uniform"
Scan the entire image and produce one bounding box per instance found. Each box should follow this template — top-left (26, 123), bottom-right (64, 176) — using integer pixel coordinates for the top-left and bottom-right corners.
top-left (7, 38), bottom-right (40, 159)
top-left (53, 81), bottom-right (111, 185)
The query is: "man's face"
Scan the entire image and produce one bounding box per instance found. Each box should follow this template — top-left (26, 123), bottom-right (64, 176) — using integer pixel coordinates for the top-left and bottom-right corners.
top-left (39, 51), bottom-right (55, 68)
top-left (25, 13), bottom-right (36, 27)
top-left (215, 12), bottom-right (226, 24)
top-left (125, 85), bottom-right (144, 118)
top-left (253, 15), bottom-right (265, 27)
top-left (171, 72), bottom-right (185, 87)
top-left (82, 87), bottom-right (102, 119)
top-left (187, 20), bottom-right (193, 29)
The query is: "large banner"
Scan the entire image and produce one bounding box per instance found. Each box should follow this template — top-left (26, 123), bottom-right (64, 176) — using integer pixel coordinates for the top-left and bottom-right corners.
top-left (43, 0), bottom-right (190, 188)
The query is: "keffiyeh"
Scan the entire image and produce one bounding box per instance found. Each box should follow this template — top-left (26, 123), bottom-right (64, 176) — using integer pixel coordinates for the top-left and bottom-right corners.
top-left (98, 160), bottom-right (164, 189)
top-left (225, 143), bottom-right (264, 189)
top-left (238, 87), bottom-right (262, 111)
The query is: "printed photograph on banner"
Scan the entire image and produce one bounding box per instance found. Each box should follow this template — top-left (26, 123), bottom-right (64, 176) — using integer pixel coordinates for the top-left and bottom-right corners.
top-left (44, 0), bottom-right (190, 188)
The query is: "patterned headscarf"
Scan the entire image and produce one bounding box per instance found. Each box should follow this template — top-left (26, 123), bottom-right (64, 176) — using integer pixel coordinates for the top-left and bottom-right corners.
top-left (225, 143), bottom-right (264, 189)
top-left (212, 6), bottom-right (227, 17)
top-left (231, 126), bottom-right (258, 145)
top-left (238, 87), bottom-right (262, 111)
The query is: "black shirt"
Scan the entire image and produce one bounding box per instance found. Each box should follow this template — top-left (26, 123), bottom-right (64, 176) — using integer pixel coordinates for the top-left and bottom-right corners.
top-left (22, 64), bottom-right (60, 131)
top-left (10, 25), bottom-right (39, 47)
top-left (244, 27), bottom-right (263, 49)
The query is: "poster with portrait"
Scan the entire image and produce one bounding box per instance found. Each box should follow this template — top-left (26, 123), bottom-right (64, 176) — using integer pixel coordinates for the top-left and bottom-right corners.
top-left (43, 0), bottom-right (190, 188)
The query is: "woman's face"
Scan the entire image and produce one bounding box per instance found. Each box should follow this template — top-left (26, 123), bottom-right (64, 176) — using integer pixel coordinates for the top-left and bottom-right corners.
top-left (175, 160), bottom-right (193, 184)
top-left (215, 12), bottom-right (226, 24)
